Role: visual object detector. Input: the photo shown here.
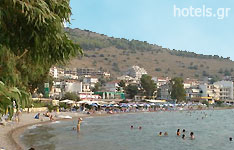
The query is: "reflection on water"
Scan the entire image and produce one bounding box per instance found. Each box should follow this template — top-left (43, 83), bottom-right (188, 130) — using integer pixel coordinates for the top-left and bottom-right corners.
top-left (21, 109), bottom-right (234, 150)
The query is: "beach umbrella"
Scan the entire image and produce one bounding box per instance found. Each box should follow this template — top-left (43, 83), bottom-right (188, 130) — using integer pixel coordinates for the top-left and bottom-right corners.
top-left (145, 104), bottom-right (151, 107)
top-left (138, 104), bottom-right (144, 107)
top-left (113, 104), bottom-right (119, 107)
top-left (91, 103), bottom-right (98, 107)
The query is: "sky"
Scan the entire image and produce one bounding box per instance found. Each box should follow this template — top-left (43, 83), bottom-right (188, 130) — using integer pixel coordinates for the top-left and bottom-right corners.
top-left (69, 0), bottom-right (234, 60)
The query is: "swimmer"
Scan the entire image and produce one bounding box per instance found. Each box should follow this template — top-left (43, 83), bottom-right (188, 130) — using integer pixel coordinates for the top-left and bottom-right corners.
top-left (130, 125), bottom-right (134, 129)
top-left (158, 132), bottom-right (162, 136)
top-left (73, 127), bottom-right (76, 130)
top-left (190, 132), bottom-right (195, 140)
top-left (177, 129), bottom-right (180, 136)
top-left (139, 126), bottom-right (142, 130)
top-left (182, 129), bottom-right (185, 132)
top-left (230, 137), bottom-right (233, 141)
top-left (164, 132), bottom-right (168, 136)
top-left (182, 134), bottom-right (185, 140)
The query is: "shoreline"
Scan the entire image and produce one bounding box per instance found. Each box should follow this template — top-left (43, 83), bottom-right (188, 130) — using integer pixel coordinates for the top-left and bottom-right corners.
top-left (2, 107), bottom-right (234, 150)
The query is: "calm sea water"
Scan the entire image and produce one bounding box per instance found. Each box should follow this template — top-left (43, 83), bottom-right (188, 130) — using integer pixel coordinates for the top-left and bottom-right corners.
top-left (21, 109), bottom-right (234, 150)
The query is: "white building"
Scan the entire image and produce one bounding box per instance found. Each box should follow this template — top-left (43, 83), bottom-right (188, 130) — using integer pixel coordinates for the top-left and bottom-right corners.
top-left (199, 84), bottom-right (220, 100)
top-left (126, 66), bottom-right (147, 80)
top-left (65, 81), bottom-right (83, 93)
top-left (83, 76), bottom-right (99, 88)
top-left (49, 67), bottom-right (58, 78)
top-left (153, 77), bottom-right (170, 88)
top-left (105, 81), bottom-right (120, 92)
top-left (214, 81), bottom-right (233, 100)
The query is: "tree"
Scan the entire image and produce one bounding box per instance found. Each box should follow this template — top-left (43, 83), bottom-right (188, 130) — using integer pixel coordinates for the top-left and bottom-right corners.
top-left (63, 92), bottom-right (80, 101)
top-left (0, 0), bottom-right (82, 116)
top-left (140, 75), bottom-right (157, 97)
top-left (92, 82), bottom-right (101, 92)
top-left (170, 77), bottom-right (186, 102)
top-left (126, 84), bottom-right (138, 99)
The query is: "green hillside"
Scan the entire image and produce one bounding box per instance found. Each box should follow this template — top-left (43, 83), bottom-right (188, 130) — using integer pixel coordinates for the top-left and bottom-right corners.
top-left (65, 27), bottom-right (234, 80)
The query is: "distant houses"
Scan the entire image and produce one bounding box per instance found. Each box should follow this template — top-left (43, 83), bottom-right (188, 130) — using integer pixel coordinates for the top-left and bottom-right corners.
top-left (42, 65), bottom-right (234, 104)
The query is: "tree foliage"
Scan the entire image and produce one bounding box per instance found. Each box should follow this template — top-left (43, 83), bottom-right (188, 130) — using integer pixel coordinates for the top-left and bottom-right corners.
top-left (63, 92), bottom-right (80, 101)
top-left (126, 84), bottom-right (138, 99)
top-left (170, 77), bottom-right (186, 102)
top-left (0, 0), bottom-right (82, 116)
top-left (140, 75), bottom-right (157, 97)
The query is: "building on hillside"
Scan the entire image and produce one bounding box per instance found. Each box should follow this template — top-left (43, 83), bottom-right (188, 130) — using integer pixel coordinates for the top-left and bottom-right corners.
top-left (213, 81), bottom-right (233, 101)
top-left (126, 66), bottom-right (147, 80)
top-left (186, 86), bottom-right (201, 100)
top-left (104, 81), bottom-right (120, 92)
top-left (50, 67), bottom-right (58, 78)
top-left (65, 81), bottom-right (82, 93)
top-left (83, 76), bottom-right (99, 88)
top-left (183, 78), bottom-right (199, 89)
top-left (64, 68), bottom-right (77, 75)
top-left (153, 77), bottom-right (171, 88)
top-left (64, 74), bottom-right (79, 80)
top-left (77, 68), bottom-right (110, 77)
top-left (199, 84), bottom-right (220, 101)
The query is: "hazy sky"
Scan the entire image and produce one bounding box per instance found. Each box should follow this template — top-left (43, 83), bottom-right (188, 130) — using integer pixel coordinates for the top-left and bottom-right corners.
top-left (69, 0), bottom-right (234, 60)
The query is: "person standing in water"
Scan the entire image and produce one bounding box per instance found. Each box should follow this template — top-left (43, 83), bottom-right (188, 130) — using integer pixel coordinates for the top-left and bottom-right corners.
top-left (177, 129), bottom-right (180, 136)
top-left (77, 118), bottom-right (83, 132)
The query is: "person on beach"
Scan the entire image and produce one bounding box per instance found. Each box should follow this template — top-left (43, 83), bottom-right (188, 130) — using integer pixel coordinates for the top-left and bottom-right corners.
top-left (190, 132), bottom-right (195, 140)
top-left (34, 113), bottom-right (40, 119)
top-left (177, 129), bottom-right (180, 136)
top-left (164, 132), bottom-right (168, 136)
top-left (182, 134), bottom-right (185, 140)
top-left (77, 117), bottom-right (83, 132)
top-left (49, 115), bottom-right (54, 121)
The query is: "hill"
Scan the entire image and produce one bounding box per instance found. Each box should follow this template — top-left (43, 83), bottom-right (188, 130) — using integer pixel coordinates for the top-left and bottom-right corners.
top-left (65, 27), bottom-right (234, 80)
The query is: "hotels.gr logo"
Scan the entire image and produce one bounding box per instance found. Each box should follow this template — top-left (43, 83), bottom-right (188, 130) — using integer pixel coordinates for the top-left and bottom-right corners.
top-left (173, 5), bottom-right (231, 20)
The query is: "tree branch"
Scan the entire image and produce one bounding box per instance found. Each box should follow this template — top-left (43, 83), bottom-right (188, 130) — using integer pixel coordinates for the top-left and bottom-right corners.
top-left (17, 49), bottom-right (28, 60)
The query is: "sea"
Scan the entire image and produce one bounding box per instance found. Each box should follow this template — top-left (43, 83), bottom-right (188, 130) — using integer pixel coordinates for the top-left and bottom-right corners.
top-left (20, 109), bottom-right (234, 150)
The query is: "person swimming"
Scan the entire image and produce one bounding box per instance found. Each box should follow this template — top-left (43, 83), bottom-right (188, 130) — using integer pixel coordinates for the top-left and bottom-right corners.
top-left (177, 129), bottom-right (180, 136)
top-left (130, 125), bottom-right (134, 129)
top-left (230, 137), bottom-right (233, 141)
top-left (190, 132), bottom-right (195, 140)
top-left (164, 132), bottom-right (168, 136)
top-left (139, 126), bottom-right (142, 130)
top-left (158, 132), bottom-right (162, 136)
top-left (182, 129), bottom-right (185, 132)
top-left (182, 134), bottom-right (185, 140)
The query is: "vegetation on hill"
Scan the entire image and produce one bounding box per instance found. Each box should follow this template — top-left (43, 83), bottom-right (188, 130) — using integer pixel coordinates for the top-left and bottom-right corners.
top-left (66, 28), bottom-right (234, 80)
